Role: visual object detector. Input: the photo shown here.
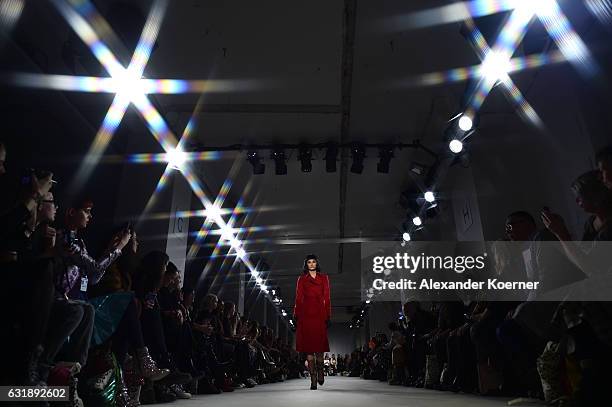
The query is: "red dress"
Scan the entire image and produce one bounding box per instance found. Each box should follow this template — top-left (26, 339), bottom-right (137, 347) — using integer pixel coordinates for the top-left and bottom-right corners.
top-left (293, 272), bottom-right (331, 353)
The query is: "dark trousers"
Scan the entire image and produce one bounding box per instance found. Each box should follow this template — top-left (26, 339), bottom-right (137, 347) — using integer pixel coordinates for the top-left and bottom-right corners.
top-left (446, 329), bottom-right (477, 390)
top-left (407, 336), bottom-right (427, 379)
top-left (140, 306), bottom-right (168, 364)
top-left (42, 298), bottom-right (95, 366)
top-left (111, 299), bottom-right (145, 365)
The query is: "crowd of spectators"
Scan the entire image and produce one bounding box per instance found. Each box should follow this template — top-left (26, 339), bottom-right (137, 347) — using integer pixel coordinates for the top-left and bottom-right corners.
top-left (350, 146), bottom-right (612, 407)
top-left (3, 138), bottom-right (611, 407)
top-left (0, 141), bottom-right (302, 406)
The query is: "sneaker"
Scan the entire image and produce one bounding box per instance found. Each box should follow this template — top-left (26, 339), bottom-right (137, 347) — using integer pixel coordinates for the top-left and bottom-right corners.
top-left (169, 384), bottom-right (192, 399)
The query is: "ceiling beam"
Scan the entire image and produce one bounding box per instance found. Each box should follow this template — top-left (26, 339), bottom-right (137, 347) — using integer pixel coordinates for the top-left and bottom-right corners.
top-left (338, 0), bottom-right (357, 275)
top-left (164, 104), bottom-right (341, 114)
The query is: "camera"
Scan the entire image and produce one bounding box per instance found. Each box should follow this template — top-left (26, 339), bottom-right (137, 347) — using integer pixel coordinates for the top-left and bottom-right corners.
top-left (64, 230), bottom-right (78, 246)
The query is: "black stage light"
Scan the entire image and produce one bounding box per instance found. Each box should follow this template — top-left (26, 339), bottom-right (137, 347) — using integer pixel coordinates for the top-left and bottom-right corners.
top-left (247, 150), bottom-right (265, 175)
top-left (298, 145), bottom-right (312, 172)
top-left (271, 148), bottom-right (287, 175)
top-left (350, 143), bottom-right (366, 174)
top-left (377, 146), bottom-right (394, 173)
top-left (410, 162), bottom-right (426, 175)
top-left (325, 142), bottom-right (338, 172)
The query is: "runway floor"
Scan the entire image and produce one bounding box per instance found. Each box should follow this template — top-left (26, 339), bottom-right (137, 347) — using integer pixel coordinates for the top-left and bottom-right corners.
top-left (156, 376), bottom-right (514, 406)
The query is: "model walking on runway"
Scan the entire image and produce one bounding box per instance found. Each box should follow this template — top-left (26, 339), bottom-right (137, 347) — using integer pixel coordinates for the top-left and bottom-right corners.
top-left (293, 254), bottom-right (331, 390)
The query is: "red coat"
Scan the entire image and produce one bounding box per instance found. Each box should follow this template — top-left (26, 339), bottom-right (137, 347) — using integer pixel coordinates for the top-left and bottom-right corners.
top-left (293, 272), bottom-right (331, 353)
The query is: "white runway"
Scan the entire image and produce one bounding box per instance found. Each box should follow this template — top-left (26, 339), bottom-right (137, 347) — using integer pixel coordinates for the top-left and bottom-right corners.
top-left (156, 376), bottom-right (512, 406)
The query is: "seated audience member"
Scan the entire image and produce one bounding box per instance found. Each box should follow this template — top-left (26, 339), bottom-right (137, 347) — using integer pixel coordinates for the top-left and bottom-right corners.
top-left (85, 228), bottom-right (170, 405)
top-left (542, 170), bottom-right (612, 273)
top-left (133, 251), bottom-right (192, 402)
top-left (193, 293), bottom-right (234, 392)
top-left (497, 210), bottom-right (581, 397)
top-left (596, 145), bottom-right (612, 190)
top-left (540, 170), bottom-right (612, 405)
top-left (0, 145), bottom-right (55, 385)
top-left (401, 301), bottom-right (436, 386)
top-left (21, 190), bottom-right (58, 386)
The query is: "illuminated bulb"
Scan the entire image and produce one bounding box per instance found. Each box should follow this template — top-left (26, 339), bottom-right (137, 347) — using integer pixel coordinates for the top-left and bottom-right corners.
top-left (250, 270), bottom-right (259, 278)
top-left (412, 216), bottom-right (422, 226)
top-left (207, 206), bottom-right (223, 223)
top-left (481, 51), bottom-right (511, 83)
top-left (166, 148), bottom-right (187, 170)
top-left (115, 68), bottom-right (145, 102)
top-left (424, 191), bottom-right (435, 203)
top-left (514, 0), bottom-right (555, 16)
top-left (449, 139), bottom-right (463, 154)
top-left (236, 248), bottom-right (246, 258)
top-left (402, 232), bottom-right (411, 242)
top-left (261, 284), bottom-right (268, 291)
top-left (458, 115), bottom-right (473, 132)
top-left (365, 299), bottom-right (371, 304)
top-left (255, 277), bottom-right (263, 285)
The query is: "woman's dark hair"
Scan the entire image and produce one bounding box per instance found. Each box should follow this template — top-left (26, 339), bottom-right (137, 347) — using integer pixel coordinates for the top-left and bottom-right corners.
top-left (134, 250), bottom-right (169, 295)
top-left (302, 254), bottom-right (321, 274)
top-left (596, 146), bottom-right (612, 166)
top-left (571, 170), bottom-right (612, 210)
top-left (166, 261), bottom-right (179, 275)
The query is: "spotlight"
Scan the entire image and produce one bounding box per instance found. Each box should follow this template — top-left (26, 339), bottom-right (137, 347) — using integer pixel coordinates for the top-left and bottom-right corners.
top-left (350, 143), bottom-right (366, 174)
top-left (255, 277), bottom-right (263, 285)
top-left (481, 50), bottom-right (511, 83)
top-left (167, 147), bottom-right (187, 171)
top-left (365, 299), bottom-right (371, 304)
top-left (458, 115), bottom-right (473, 132)
top-left (261, 285), bottom-right (268, 293)
top-left (325, 142), bottom-right (338, 172)
top-left (377, 146), bottom-right (394, 173)
top-left (271, 148), bottom-right (287, 175)
top-left (251, 270), bottom-right (259, 278)
top-left (298, 145), bottom-right (312, 172)
top-left (412, 216), bottom-right (422, 226)
top-left (247, 150), bottom-right (265, 175)
top-left (424, 191), bottom-right (435, 203)
top-left (402, 232), bottom-right (411, 242)
top-left (449, 139), bottom-right (463, 154)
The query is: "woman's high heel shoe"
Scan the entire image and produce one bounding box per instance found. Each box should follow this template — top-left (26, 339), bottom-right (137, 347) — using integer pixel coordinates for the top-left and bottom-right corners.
top-left (309, 360), bottom-right (317, 390)
top-left (317, 364), bottom-right (325, 386)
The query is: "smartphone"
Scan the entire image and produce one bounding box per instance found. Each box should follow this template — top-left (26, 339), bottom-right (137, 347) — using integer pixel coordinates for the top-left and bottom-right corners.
top-left (145, 292), bottom-right (157, 304)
